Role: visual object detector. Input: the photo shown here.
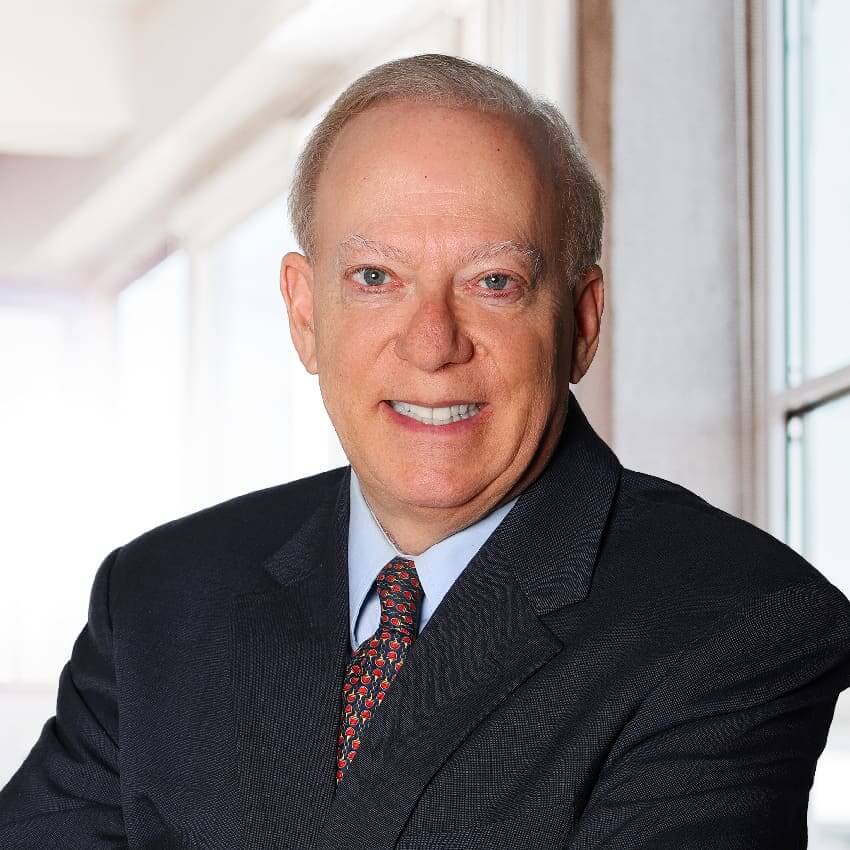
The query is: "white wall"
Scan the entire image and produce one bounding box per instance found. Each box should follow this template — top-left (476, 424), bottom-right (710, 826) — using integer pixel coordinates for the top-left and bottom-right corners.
top-left (609, 0), bottom-right (745, 516)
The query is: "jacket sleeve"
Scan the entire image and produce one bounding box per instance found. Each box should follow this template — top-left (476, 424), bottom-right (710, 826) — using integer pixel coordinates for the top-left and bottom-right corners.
top-left (0, 548), bottom-right (127, 848)
top-left (566, 578), bottom-right (850, 850)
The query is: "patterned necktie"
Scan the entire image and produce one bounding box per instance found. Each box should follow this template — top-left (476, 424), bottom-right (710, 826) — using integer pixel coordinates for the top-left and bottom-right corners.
top-left (335, 556), bottom-right (424, 784)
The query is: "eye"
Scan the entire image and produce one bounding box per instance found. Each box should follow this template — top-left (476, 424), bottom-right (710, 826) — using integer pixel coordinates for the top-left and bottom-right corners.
top-left (352, 267), bottom-right (389, 286)
top-left (477, 273), bottom-right (517, 293)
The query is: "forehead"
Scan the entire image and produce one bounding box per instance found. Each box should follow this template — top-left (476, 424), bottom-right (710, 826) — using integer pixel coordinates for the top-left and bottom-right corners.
top-left (312, 101), bottom-right (552, 260)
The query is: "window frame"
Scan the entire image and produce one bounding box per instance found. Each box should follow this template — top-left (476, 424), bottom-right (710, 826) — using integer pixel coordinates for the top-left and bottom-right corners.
top-left (750, 0), bottom-right (850, 545)
top-left (751, 14), bottom-right (850, 840)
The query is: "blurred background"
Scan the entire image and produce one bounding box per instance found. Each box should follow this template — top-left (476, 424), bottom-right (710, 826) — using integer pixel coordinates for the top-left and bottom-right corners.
top-left (1, 0), bottom-right (848, 843)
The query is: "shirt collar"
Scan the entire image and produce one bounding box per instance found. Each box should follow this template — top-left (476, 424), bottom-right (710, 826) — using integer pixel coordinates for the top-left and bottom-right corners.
top-left (347, 469), bottom-right (518, 650)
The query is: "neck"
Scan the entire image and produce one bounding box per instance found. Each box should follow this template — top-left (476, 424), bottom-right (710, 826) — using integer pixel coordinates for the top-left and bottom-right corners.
top-left (357, 484), bottom-right (507, 556)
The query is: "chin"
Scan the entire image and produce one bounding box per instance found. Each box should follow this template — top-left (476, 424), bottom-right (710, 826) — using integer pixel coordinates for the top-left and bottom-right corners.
top-left (386, 467), bottom-right (486, 510)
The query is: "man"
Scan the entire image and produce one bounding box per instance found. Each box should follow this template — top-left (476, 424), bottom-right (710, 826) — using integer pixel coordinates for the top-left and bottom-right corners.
top-left (2, 53), bottom-right (849, 850)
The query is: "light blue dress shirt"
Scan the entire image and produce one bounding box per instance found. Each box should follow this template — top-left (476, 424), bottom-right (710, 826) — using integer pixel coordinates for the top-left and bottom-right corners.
top-left (347, 470), bottom-right (519, 652)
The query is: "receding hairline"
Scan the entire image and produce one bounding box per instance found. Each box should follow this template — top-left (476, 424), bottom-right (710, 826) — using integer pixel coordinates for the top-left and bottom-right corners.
top-left (288, 53), bottom-right (604, 287)
top-left (320, 96), bottom-right (557, 183)
top-left (311, 98), bottom-right (559, 270)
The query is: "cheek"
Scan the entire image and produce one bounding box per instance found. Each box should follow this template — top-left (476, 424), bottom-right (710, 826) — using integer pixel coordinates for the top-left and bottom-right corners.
top-left (315, 303), bottom-right (370, 360)
top-left (490, 322), bottom-right (558, 392)
top-left (315, 314), bottom-right (389, 397)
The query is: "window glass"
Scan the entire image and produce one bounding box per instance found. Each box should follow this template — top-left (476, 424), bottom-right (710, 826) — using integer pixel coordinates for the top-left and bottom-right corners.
top-left (787, 0), bottom-right (850, 381)
top-left (115, 252), bottom-right (190, 540)
top-left (796, 395), bottom-right (850, 598)
top-left (781, 6), bottom-right (850, 843)
top-left (0, 307), bottom-right (70, 682)
top-left (202, 196), bottom-right (345, 506)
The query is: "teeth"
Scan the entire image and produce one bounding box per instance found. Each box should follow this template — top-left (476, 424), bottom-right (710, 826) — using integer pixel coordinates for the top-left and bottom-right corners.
top-left (390, 401), bottom-right (482, 426)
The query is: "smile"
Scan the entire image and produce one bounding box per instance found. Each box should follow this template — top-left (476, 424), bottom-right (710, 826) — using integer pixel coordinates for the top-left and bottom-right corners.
top-left (388, 401), bottom-right (483, 426)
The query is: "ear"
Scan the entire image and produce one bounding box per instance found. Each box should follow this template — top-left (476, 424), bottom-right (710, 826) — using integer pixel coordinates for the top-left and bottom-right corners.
top-left (280, 251), bottom-right (318, 374)
top-left (570, 264), bottom-right (605, 384)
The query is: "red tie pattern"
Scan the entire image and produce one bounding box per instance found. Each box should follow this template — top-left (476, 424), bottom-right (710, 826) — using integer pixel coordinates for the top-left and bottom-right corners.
top-left (335, 556), bottom-right (424, 784)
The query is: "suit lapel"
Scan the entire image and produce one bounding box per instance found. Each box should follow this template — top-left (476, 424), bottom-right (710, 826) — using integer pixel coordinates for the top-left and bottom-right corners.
top-left (315, 391), bottom-right (623, 850)
top-left (229, 470), bottom-right (352, 850)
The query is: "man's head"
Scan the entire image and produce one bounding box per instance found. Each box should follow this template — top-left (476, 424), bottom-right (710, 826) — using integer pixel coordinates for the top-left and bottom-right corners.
top-left (281, 54), bottom-right (605, 550)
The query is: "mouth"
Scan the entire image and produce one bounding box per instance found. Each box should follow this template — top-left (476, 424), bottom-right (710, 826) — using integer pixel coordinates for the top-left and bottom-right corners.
top-left (386, 400), bottom-right (485, 426)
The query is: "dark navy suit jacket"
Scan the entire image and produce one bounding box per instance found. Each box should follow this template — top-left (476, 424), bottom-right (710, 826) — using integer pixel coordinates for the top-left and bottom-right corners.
top-left (2, 392), bottom-right (850, 849)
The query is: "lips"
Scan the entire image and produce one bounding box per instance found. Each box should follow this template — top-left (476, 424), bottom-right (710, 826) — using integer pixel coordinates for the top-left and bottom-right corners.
top-left (387, 400), bottom-right (484, 426)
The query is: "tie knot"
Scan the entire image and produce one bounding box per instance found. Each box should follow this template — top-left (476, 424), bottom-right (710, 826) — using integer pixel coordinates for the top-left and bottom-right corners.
top-left (376, 557), bottom-right (423, 637)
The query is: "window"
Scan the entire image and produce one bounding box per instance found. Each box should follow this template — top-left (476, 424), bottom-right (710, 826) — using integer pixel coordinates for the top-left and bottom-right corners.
top-left (758, 1), bottom-right (850, 842)
top-left (0, 295), bottom-right (116, 783)
top-left (193, 195), bottom-right (345, 506)
top-left (780, 0), bottom-right (850, 600)
top-left (0, 306), bottom-right (71, 682)
top-left (115, 251), bottom-right (190, 540)
top-left (112, 198), bottom-right (346, 531)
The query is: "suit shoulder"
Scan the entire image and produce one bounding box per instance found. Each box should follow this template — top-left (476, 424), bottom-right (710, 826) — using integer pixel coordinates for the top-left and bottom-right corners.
top-left (111, 465), bottom-right (348, 597)
top-left (614, 467), bottom-right (834, 599)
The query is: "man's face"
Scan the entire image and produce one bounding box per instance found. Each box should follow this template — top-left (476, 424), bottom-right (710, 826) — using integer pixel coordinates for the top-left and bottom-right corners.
top-left (284, 101), bottom-right (579, 517)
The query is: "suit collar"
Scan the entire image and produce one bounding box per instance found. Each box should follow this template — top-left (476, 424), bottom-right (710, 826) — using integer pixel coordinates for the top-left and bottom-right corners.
top-left (347, 467), bottom-right (520, 652)
top-left (263, 468), bottom-right (349, 588)
top-left (484, 389), bottom-right (623, 616)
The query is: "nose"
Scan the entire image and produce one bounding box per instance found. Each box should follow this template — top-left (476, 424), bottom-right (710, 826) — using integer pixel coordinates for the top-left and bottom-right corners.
top-left (394, 292), bottom-right (474, 372)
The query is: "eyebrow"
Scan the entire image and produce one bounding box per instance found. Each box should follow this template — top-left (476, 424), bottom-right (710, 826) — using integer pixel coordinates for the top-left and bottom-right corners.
top-left (335, 233), bottom-right (546, 281)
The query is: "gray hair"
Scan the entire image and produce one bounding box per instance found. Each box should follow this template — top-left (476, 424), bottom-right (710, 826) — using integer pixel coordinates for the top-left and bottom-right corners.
top-left (288, 53), bottom-right (603, 288)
